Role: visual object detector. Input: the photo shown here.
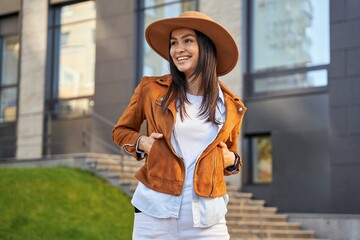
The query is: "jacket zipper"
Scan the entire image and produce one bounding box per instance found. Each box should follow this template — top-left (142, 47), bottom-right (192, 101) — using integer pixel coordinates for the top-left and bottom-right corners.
top-left (209, 154), bottom-right (217, 197)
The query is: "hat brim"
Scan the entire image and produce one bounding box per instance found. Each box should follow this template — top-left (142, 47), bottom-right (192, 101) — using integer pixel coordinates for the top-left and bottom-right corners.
top-left (145, 14), bottom-right (238, 76)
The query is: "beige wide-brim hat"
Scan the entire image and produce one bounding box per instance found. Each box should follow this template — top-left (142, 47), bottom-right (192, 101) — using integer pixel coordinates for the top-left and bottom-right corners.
top-left (145, 11), bottom-right (239, 76)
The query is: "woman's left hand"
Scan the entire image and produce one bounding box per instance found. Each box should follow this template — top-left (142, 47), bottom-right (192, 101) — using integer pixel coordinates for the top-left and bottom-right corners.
top-left (218, 141), bottom-right (236, 168)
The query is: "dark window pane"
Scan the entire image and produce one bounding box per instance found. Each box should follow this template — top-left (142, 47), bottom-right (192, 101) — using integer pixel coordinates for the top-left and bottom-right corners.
top-left (0, 87), bottom-right (17, 123)
top-left (252, 135), bottom-right (272, 183)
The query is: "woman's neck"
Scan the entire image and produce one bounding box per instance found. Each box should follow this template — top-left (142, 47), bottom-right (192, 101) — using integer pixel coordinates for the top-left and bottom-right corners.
top-left (187, 75), bottom-right (203, 96)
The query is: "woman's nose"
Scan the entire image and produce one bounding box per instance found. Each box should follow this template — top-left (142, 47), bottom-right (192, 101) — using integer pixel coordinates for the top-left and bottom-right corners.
top-left (175, 43), bottom-right (185, 53)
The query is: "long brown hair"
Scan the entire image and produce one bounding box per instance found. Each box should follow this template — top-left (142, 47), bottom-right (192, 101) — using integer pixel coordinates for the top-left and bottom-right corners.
top-left (161, 30), bottom-right (220, 125)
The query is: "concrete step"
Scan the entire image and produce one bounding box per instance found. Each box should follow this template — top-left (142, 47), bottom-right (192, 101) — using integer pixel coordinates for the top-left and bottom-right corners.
top-left (119, 178), bottom-right (138, 189)
top-left (227, 220), bottom-right (301, 230)
top-left (108, 171), bottom-right (134, 179)
top-left (86, 158), bottom-right (120, 166)
top-left (227, 205), bottom-right (277, 214)
top-left (229, 229), bottom-right (315, 238)
top-left (228, 198), bottom-right (266, 207)
top-left (94, 161), bottom-right (141, 169)
top-left (227, 190), bottom-right (253, 199)
top-left (87, 155), bottom-right (141, 167)
top-left (226, 213), bottom-right (288, 222)
top-left (105, 164), bottom-right (141, 173)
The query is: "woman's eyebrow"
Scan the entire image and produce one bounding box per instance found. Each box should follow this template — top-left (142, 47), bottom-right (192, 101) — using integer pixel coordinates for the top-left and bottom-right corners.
top-left (170, 33), bottom-right (196, 40)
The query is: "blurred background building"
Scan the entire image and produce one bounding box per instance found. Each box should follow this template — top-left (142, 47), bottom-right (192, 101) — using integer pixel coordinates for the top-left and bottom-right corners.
top-left (0, 0), bottom-right (359, 238)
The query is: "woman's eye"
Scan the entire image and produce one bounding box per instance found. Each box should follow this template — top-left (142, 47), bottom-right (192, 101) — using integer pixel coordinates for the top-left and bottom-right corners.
top-left (170, 41), bottom-right (177, 46)
top-left (185, 39), bottom-right (193, 43)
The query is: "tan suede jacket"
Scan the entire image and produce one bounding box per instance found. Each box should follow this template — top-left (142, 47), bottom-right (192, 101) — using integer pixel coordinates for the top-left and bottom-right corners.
top-left (112, 74), bottom-right (247, 198)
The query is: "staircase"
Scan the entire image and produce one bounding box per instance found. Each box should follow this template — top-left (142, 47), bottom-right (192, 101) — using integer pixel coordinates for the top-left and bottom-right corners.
top-left (86, 154), bottom-right (330, 240)
top-left (86, 153), bottom-right (142, 196)
top-left (225, 188), bottom-right (328, 239)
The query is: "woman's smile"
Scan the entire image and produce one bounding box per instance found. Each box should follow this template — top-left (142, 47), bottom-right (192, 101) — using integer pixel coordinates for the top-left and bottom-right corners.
top-left (176, 55), bottom-right (191, 62)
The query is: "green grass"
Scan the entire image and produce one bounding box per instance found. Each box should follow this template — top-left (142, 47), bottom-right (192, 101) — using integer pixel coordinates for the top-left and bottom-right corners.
top-left (0, 167), bottom-right (134, 240)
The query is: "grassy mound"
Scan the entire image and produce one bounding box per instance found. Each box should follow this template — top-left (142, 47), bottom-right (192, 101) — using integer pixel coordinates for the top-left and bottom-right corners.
top-left (0, 167), bottom-right (133, 240)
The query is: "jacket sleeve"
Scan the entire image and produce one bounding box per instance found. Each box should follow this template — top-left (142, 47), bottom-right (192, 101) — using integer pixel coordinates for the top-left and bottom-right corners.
top-left (224, 105), bottom-right (247, 175)
top-left (112, 78), bottom-right (146, 160)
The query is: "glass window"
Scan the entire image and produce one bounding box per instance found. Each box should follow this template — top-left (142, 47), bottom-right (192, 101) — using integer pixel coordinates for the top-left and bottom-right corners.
top-left (248, 0), bottom-right (330, 95)
top-left (51, 0), bottom-right (96, 117)
top-left (0, 87), bottom-right (17, 122)
top-left (54, 97), bottom-right (94, 117)
top-left (137, 0), bottom-right (197, 80)
top-left (0, 35), bottom-right (20, 123)
top-left (254, 69), bottom-right (327, 93)
top-left (250, 135), bottom-right (273, 184)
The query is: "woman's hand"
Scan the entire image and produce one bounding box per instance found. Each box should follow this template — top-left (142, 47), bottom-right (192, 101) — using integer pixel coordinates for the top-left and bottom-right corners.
top-left (138, 133), bottom-right (163, 155)
top-left (218, 141), bottom-right (236, 168)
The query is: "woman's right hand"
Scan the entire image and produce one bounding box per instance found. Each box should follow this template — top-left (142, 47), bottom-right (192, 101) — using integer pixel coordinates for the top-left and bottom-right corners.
top-left (138, 132), bottom-right (163, 155)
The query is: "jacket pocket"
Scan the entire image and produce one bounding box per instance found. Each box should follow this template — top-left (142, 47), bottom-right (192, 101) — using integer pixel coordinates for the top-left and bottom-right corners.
top-left (146, 140), bottom-right (183, 181)
top-left (146, 140), bottom-right (160, 178)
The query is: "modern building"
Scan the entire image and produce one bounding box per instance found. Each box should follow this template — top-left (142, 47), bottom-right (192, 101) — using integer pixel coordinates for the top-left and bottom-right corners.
top-left (0, 0), bottom-right (359, 234)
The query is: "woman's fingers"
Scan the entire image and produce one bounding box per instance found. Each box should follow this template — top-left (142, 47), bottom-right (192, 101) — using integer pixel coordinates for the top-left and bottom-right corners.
top-left (150, 132), bottom-right (163, 139)
top-left (218, 141), bottom-right (227, 149)
top-left (218, 141), bottom-right (235, 167)
top-left (140, 133), bottom-right (163, 154)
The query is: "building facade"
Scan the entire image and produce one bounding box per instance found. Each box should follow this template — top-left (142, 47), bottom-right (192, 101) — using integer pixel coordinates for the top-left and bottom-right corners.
top-left (0, 0), bottom-right (359, 215)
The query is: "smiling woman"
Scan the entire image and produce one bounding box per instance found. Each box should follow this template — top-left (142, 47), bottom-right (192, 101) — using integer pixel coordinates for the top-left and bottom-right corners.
top-left (112, 11), bottom-right (247, 240)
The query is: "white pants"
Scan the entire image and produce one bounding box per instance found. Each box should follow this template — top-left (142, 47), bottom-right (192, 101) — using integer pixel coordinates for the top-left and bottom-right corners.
top-left (132, 212), bottom-right (229, 240)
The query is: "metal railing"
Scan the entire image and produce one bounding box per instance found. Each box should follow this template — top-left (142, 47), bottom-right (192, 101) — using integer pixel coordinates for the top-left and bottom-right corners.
top-left (0, 111), bottom-right (124, 160)
top-left (81, 111), bottom-right (124, 155)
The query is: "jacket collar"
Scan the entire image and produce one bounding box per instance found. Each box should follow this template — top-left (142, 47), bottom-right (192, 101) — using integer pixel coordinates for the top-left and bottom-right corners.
top-left (155, 74), bottom-right (245, 116)
top-left (155, 75), bottom-right (172, 86)
top-left (156, 74), bottom-right (230, 102)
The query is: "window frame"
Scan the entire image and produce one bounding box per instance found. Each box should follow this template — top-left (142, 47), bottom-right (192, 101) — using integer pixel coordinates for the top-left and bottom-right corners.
top-left (46, 0), bottom-right (96, 120)
top-left (244, 0), bottom-right (330, 99)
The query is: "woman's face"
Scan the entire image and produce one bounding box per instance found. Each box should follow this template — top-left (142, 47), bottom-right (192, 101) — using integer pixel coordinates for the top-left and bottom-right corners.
top-left (170, 28), bottom-right (199, 79)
